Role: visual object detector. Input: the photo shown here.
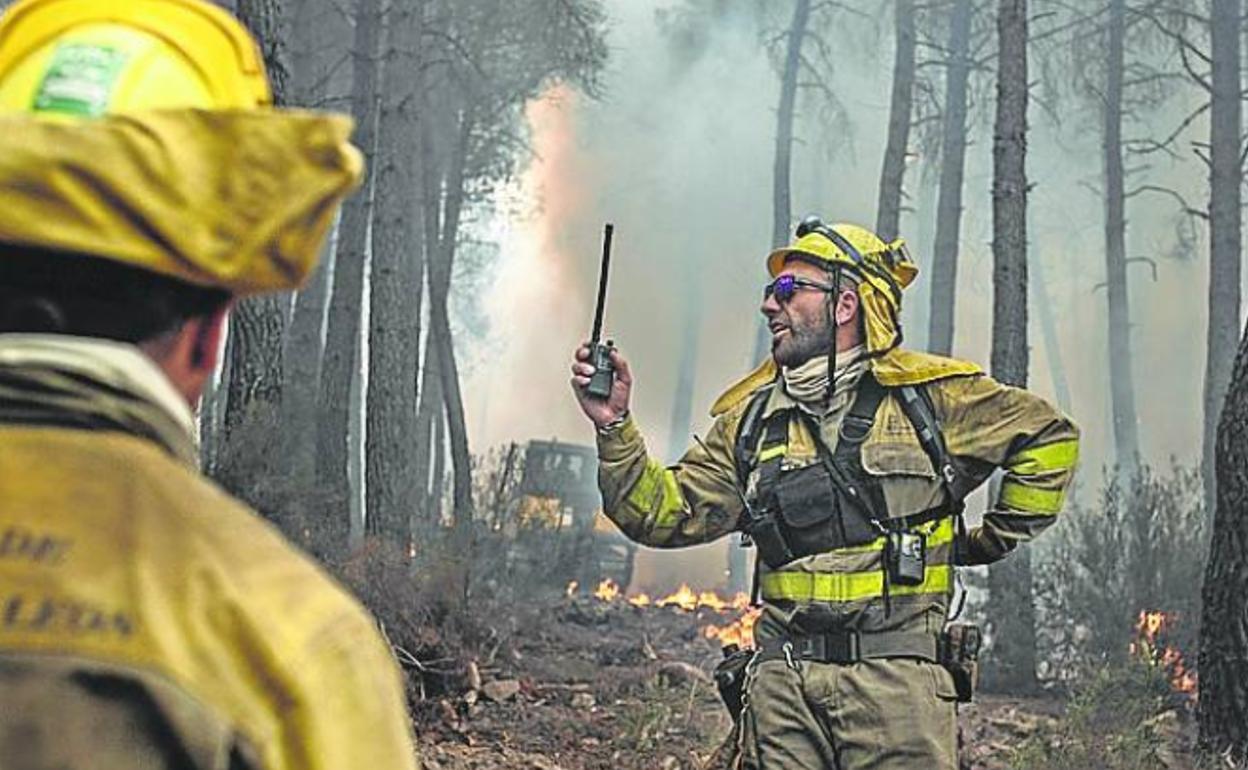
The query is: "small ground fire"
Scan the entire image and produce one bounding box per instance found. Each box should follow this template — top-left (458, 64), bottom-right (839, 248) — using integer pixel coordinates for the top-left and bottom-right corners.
top-left (571, 578), bottom-right (762, 649)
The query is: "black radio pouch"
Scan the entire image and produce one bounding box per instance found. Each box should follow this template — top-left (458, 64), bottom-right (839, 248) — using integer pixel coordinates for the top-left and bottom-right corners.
top-left (713, 645), bottom-right (755, 721)
top-left (937, 623), bottom-right (982, 703)
top-left (885, 530), bottom-right (927, 586)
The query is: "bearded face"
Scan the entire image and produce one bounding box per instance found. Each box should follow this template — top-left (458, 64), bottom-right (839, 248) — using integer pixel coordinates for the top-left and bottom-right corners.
top-left (761, 260), bottom-right (845, 368)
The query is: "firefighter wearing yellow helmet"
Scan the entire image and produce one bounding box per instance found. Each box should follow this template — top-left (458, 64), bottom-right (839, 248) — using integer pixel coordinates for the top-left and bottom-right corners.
top-left (571, 217), bottom-right (1079, 769)
top-left (0, 1), bottom-right (418, 768)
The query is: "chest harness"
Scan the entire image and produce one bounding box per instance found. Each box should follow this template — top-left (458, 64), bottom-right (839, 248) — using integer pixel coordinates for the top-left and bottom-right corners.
top-left (732, 372), bottom-right (967, 611)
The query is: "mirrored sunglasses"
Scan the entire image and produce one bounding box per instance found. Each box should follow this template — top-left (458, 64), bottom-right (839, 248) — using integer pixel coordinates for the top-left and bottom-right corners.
top-left (762, 274), bottom-right (836, 302)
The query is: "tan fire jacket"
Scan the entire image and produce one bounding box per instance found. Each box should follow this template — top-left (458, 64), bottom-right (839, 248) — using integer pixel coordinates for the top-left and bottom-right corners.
top-left (0, 336), bottom-right (419, 770)
top-left (597, 349), bottom-right (1079, 636)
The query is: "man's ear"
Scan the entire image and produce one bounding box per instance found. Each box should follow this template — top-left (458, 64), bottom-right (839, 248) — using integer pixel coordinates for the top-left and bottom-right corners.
top-left (834, 288), bottom-right (860, 327)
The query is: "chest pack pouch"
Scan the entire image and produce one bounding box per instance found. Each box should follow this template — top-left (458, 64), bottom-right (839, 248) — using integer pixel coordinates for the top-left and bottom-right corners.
top-left (735, 374), bottom-right (964, 575)
top-left (739, 377), bottom-right (891, 570)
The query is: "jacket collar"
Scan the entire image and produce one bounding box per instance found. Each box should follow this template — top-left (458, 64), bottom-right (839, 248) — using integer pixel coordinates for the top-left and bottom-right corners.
top-left (0, 334), bottom-right (197, 465)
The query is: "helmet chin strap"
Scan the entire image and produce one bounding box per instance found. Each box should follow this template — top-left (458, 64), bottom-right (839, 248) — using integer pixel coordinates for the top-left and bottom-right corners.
top-left (826, 266), bottom-right (842, 403)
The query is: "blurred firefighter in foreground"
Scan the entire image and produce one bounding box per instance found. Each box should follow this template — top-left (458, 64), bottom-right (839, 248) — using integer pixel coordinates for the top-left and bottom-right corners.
top-left (571, 218), bottom-right (1079, 769)
top-left (0, 0), bottom-right (418, 767)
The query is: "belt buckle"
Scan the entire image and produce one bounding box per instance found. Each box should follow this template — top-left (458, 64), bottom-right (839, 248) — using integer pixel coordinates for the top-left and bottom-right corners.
top-left (826, 631), bottom-right (860, 664)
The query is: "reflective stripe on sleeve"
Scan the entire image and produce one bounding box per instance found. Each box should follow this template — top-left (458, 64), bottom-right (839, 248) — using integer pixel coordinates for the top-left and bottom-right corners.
top-left (760, 564), bottom-right (952, 603)
top-left (1006, 439), bottom-right (1079, 476)
top-left (999, 480), bottom-right (1066, 514)
top-left (624, 460), bottom-right (686, 533)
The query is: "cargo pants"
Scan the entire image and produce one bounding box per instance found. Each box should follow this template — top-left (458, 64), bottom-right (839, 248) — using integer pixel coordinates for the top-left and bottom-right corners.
top-left (735, 656), bottom-right (958, 769)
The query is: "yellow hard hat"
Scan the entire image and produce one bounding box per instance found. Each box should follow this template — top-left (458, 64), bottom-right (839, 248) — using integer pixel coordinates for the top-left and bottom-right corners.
top-left (0, 0), bottom-right (270, 117)
top-left (767, 217), bottom-right (919, 356)
top-left (0, 0), bottom-right (363, 295)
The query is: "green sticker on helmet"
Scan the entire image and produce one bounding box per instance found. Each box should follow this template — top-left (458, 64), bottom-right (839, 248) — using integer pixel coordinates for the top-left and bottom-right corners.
top-left (33, 43), bottom-right (129, 117)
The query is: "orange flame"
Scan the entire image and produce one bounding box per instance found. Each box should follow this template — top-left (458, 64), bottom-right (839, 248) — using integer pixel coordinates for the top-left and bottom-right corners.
top-left (703, 607), bottom-right (763, 649)
top-left (593, 578), bottom-right (621, 602)
top-left (1132, 609), bottom-right (1198, 699)
top-left (657, 583), bottom-right (698, 611)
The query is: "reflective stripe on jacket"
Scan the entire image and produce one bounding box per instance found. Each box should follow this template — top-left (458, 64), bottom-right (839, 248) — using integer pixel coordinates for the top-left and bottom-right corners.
top-left (596, 352), bottom-right (1079, 635)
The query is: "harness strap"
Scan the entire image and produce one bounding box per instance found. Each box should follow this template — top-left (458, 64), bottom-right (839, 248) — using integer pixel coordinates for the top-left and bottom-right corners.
top-left (755, 629), bottom-right (939, 665)
top-left (896, 384), bottom-right (968, 571)
top-left (733, 384), bottom-right (773, 487)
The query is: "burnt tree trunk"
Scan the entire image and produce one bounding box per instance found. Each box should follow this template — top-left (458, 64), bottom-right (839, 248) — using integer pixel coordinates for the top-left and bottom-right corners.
top-left (1203, 0), bottom-right (1243, 511)
top-left (667, 281), bottom-right (701, 462)
top-left (198, 353), bottom-right (228, 473)
top-left (278, 0), bottom-right (345, 494)
top-left (875, 0), bottom-right (916, 241)
top-left (1102, 0), bottom-right (1140, 477)
top-left (753, 0), bottom-right (812, 365)
top-left (983, 0), bottom-right (1038, 694)
top-left (1199, 0), bottom-right (1247, 759)
top-left (1200, 318), bottom-right (1248, 762)
top-left (430, 406), bottom-right (447, 525)
top-left (927, 0), bottom-right (972, 357)
top-left (365, 0), bottom-right (426, 543)
top-left (1029, 218), bottom-right (1072, 413)
top-left (280, 234), bottom-right (333, 486)
top-left (427, 110), bottom-right (473, 533)
top-left (315, 0), bottom-right (381, 553)
top-left (220, 0), bottom-right (291, 491)
top-left (412, 78), bottom-right (451, 534)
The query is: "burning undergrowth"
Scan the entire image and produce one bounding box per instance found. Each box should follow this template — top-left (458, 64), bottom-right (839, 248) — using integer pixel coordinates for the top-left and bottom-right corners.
top-left (570, 578), bottom-right (762, 650)
top-left (1005, 609), bottom-right (1205, 770)
top-left (336, 542), bottom-right (743, 768)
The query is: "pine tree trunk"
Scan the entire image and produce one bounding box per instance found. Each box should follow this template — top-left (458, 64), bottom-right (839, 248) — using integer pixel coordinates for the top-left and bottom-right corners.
top-left (1102, 0), bottom-right (1139, 477)
top-left (223, 295), bottom-right (287, 438)
top-left (411, 88), bottom-right (449, 535)
top-left (198, 361), bottom-right (226, 473)
top-left (753, 0), bottom-right (812, 365)
top-left (1203, 0), bottom-right (1243, 511)
top-left (875, 0), bottom-right (916, 241)
top-left (315, 0), bottom-right (381, 552)
top-left (430, 407), bottom-right (447, 525)
top-left (219, 0), bottom-right (292, 499)
top-left (280, 234), bottom-right (333, 487)
top-left (927, 0), bottom-right (972, 357)
top-left (365, 0), bottom-right (425, 543)
top-left (983, 0), bottom-right (1037, 694)
top-left (1029, 219), bottom-right (1072, 413)
top-left (414, 350), bottom-right (443, 529)
top-left (279, 2), bottom-right (343, 493)
top-left (1198, 0), bottom-right (1247, 758)
top-left (426, 112), bottom-right (473, 533)
top-left (666, 283), bottom-right (701, 462)
top-left (1200, 318), bottom-right (1248, 762)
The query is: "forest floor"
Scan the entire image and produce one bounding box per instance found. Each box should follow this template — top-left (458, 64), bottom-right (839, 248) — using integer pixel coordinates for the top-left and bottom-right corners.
top-left (406, 592), bottom-right (1161, 770)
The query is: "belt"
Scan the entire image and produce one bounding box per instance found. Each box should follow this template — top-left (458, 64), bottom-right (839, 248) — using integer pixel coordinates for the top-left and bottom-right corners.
top-left (755, 629), bottom-right (938, 665)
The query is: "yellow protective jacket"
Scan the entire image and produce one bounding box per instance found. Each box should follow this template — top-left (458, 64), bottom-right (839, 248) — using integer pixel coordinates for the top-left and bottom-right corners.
top-left (597, 349), bottom-right (1079, 637)
top-left (0, 336), bottom-right (419, 770)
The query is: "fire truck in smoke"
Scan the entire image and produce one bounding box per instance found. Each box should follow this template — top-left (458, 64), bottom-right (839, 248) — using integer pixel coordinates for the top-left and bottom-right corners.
top-left (505, 439), bottom-right (637, 589)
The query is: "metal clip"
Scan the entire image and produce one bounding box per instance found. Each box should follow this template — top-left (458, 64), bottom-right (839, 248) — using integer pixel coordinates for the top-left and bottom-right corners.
top-left (782, 641), bottom-right (798, 671)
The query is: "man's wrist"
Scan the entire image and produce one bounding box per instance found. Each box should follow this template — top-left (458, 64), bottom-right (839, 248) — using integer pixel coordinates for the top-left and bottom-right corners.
top-left (597, 411), bottom-right (630, 433)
